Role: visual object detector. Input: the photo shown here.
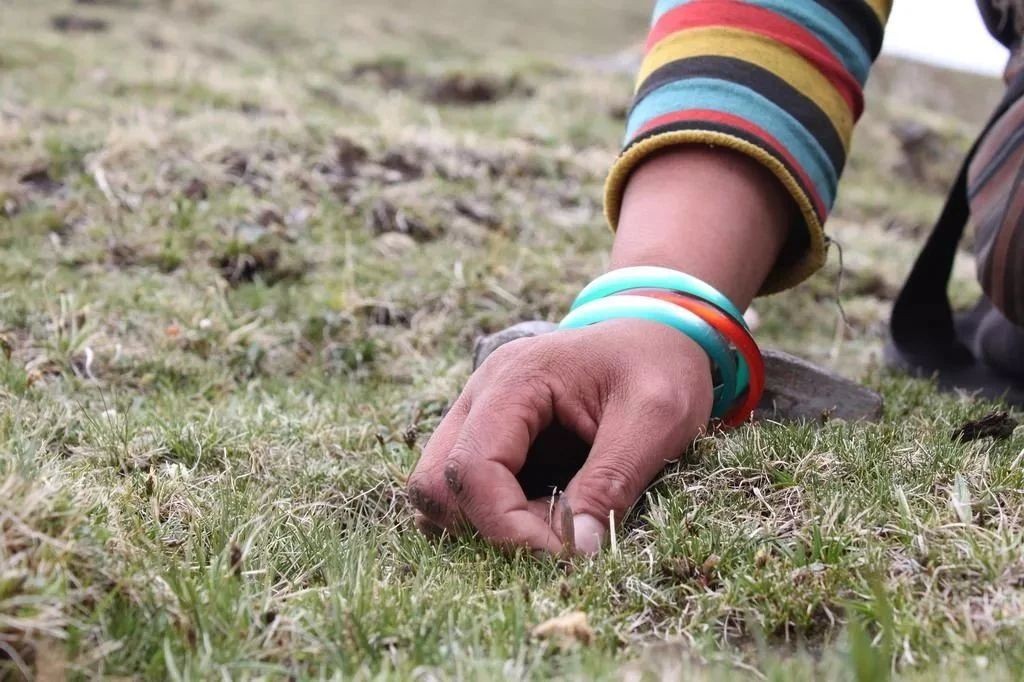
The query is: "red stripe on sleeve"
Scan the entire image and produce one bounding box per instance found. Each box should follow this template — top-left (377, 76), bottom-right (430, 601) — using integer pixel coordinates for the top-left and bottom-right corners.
top-left (647, 0), bottom-right (864, 119)
top-left (635, 107), bottom-right (827, 219)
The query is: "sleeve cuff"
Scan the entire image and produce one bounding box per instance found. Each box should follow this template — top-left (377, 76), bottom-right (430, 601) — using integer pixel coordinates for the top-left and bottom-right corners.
top-left (604, 130), bottom-right (829, 296)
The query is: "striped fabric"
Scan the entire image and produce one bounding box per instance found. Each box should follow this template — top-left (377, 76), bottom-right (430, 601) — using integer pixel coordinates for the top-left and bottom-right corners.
top-left (606, 0), bottom-right (892, 294)
top-left (969, 73), bottom-right (1024, 325)
top-left (976, 0), bottom-right (1024, 48)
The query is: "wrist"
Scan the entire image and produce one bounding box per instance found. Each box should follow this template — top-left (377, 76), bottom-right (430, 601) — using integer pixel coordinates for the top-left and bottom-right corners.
top-left (606, 318), bottom-right (714, 416)
top-left (611, 147), bottom-right (792, 309)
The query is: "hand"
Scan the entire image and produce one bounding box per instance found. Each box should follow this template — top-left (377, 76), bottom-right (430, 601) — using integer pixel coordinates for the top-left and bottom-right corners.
top-left (407, 318), bottom-right (714, 555)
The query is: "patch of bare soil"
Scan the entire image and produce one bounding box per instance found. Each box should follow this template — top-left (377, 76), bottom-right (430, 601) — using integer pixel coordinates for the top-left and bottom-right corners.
top-left (213, 224), bottom-right (305, 286)
top-left (350, 59), bottom-right (532, 106)
top-left (366, 199), bottom-right (438, 242)
top-left (19, 166), bottom-right (64, 196)
top-left (424, 72), bottom-right (532, 106)
top-left (51, 14), bottom-right (109, 32)
top-left (952, 412), bottom-right (1019, 443)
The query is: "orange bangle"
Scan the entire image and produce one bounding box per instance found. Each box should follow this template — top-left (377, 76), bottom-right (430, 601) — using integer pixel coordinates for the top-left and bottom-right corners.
top-left (621, 289), bottom-right (764, 427)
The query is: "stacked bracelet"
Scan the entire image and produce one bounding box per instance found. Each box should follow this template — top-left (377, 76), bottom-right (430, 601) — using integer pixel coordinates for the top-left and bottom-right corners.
top-left (620, 289), bottom-right (764, 428)
top-left (561, 295), bottom-right (739, 417)
top-left (560, 267), bottom-right (764, 426)
top-left (570, 266), bottom-right (748, 330)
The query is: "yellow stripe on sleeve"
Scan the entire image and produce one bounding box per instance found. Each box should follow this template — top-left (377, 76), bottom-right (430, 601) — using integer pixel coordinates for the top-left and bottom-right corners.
top-left (863, 0), bottom-right (893, 24)
top-left (638, 26), bottom-right (855, 149)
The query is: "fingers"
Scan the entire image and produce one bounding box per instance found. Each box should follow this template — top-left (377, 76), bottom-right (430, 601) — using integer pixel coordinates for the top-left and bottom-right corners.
top-left (407, 338), bottom-right (570, 551)
top-left (407, 393), bottom-right (471, 531)
top-left (563, 380), bottom-right (703, 554)
top-left (442, 385), bottom-right (563, 553)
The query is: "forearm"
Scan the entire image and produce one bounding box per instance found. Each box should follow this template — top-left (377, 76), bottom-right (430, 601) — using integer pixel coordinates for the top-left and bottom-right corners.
top-left (610, 147), bottom-right (791, 310)
top-left (607, 0), bottom-right (891, 295)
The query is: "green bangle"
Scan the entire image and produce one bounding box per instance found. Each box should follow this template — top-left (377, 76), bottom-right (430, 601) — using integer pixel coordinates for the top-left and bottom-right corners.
top-left (618, 288), bottom-right (750, 403)
top-left (570, 266), bottom-right (747, 331)
top-left (560, 295), bottom-right (739, 418)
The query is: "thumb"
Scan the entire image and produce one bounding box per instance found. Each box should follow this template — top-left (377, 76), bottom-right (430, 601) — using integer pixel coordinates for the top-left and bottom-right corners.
top-left (563, 390), bottom-right (699, 554)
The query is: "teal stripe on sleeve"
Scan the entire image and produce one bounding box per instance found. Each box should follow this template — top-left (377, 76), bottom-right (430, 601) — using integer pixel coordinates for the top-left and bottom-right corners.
top-left (625, 77), bottom-right (839, 207)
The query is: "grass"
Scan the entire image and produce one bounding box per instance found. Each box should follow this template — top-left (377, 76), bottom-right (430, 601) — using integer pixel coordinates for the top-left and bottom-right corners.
top-left (0, 0), bottom-right (1022, 678)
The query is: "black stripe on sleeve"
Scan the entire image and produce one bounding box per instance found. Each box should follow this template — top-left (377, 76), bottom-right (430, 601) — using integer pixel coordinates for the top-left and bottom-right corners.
top-left (632, 56), bottom-right (848, 177)
top-left (811, 0), bottom-right (886, 59)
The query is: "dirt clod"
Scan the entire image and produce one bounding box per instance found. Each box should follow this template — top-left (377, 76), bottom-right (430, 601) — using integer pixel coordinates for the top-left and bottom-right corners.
top-left (531, 611), bottom-right (594, 647)
top-left (454, 198), bottom-right (500, 229)
top-left (334, 137), bottom-right (370, 175)
top-left (425, 73), bottom-right (529, 106)
top-left (19, 166), bottom-right (63, 194)
top-left (51, 14), bottom-right (109, 32)
top-left (256, 207), bottom-right (285, 228)
top-left (182, 177), bottom-right (208, 201)
top-left (377, 150), bottom-right (424, 183)
top-left (366, 200), bottom-right (437, 242)
top-left (108, 242), bottom-right (140, 267)
top-left (215, 248), bottom-right (279, 285)
top-left (952, 412), bottom-right (1019, 443)
top-left (357, 303), bottom-right (409, 327)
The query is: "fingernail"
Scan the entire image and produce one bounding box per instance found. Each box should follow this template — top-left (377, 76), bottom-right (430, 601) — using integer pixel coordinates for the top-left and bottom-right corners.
top-left (573, 514), bottom-right (606, 555)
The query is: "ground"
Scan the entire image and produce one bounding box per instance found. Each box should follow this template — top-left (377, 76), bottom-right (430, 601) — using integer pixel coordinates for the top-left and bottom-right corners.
top-left (1, 0), bottom-right (1022, 679)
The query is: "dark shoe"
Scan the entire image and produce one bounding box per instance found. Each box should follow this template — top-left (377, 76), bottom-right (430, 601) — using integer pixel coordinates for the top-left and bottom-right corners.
top-left (885, 298), bottom-right (1024, 405)
top-left (975, 299), bottom-right (1024, 381)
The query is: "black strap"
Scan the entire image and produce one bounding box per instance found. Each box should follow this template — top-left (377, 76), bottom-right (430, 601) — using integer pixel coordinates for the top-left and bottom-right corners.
top-left (890, 71), bottom-right (1024, 368)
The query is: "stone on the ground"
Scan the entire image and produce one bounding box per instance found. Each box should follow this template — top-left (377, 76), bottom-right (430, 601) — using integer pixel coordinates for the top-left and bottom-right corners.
top-left (757, 349), bottom-right (883, 422)
top-left (472, 321), bottom-right (558, 369)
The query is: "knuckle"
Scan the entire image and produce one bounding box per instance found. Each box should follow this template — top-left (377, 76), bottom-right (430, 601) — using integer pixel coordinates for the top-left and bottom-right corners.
top-left (477, 337), bottom-right (581, 409)
top-left (480, 336), bottom-right (531, 371)
top-left (634, 375), bottom-right (684, 421)
top-left (524, 336), bottom-right (568, 371)
top-left (443, 458), bottom-right (466, 496)
top-left (497, 341), bottom-right (568, 393)
top-left (577, 457), bottom-right (644, 514)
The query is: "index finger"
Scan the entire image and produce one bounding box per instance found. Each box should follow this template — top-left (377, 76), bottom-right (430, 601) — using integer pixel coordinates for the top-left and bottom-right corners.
top-left (442, 386), bottom-right (564, 554)
top-left (407, 392), bottom-right (472, 532)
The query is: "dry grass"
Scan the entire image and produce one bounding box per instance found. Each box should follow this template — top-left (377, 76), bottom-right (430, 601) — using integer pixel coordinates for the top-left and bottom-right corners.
top-left (0, 0), bottom-right (1021, 678)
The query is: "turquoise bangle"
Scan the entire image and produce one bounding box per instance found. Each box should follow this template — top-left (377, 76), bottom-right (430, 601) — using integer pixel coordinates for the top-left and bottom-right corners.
top-left (560, 295), bottom-right (739, 418)
top-left (616, 288), bottom-right (750, 402)
top-left (570, 266), bottom-right (748, 331)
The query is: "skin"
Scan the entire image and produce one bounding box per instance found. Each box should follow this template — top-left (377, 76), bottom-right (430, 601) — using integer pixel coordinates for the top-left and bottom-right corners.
top-left (408, 147), bottom-right (792, 554)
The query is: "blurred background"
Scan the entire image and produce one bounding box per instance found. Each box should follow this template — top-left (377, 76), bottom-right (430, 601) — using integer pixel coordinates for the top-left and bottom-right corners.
top-left (885, 0), bottom-right (1007, 75)
top-left (0, 0), bottom-right (1009, 382)
top-left (0, 2), bottom-right (1018, 677)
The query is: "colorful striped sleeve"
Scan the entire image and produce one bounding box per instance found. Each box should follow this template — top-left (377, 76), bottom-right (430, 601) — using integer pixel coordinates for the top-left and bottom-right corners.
top-left (605, 0), bottom-right (893, 294)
